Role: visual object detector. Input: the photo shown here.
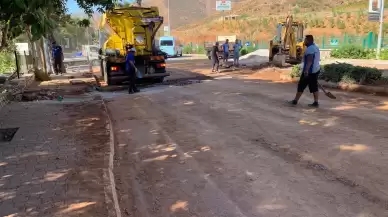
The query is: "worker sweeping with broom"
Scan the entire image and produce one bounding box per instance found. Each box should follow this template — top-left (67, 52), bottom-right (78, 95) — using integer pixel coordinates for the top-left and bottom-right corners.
top-left (289, 35), bottom-right (321, 107)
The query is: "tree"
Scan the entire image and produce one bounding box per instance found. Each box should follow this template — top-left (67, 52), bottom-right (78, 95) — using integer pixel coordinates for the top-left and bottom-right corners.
top-left (0, 0), bottom-right (115, 51)
top-left (1, 0), bottom-right (115, 75)
top-left (77, 19), bottom-right (91, 28)
top-left (75, 0), bottom-right (115, 14)
top-left (0, 0), bottom-right (64, 53)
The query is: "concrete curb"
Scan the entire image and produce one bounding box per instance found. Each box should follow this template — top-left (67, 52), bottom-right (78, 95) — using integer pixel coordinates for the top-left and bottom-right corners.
top-left (279, 74), bottom-right (388, 96)
top-left (319, 80), bottom-right (388, 96)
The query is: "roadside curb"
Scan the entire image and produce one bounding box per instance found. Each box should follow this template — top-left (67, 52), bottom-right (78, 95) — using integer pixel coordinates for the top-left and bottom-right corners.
top-left (280, 74), bottom-right (388, 96)
top-left (100, 95), bottom-right (122, 217)
top-left (319, 80), bottom-right (388, 96)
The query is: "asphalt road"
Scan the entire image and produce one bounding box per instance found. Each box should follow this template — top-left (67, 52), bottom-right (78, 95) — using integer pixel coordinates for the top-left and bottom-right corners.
top-left (101, 59), bottom-right (388, 217)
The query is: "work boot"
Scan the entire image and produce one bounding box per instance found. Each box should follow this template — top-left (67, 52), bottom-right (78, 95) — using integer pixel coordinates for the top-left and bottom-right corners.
top-left (308, 102), bottom-right (319, 108)
top-left (288, 100), bottom-right (298, 105)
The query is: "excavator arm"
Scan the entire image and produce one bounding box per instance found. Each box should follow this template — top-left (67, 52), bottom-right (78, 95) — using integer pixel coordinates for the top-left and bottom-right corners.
top-left (270, 15), bottom-right (304, 66)
top-left (281, 16), bottom-right (297, 59)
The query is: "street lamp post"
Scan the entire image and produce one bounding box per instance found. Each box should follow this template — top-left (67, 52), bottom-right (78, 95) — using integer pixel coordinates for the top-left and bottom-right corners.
top-left (377, 0), bottom-right (385, 59)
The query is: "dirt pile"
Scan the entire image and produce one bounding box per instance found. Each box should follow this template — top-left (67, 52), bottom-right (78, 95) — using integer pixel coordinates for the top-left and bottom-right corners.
top-left (16, 89), bottom-right (60, 101)
top-left (246, 66), bottom-right (292, 82)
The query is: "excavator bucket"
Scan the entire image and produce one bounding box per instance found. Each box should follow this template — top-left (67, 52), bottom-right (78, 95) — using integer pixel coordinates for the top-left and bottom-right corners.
top-left (272, 54), bottom-right (286, 67)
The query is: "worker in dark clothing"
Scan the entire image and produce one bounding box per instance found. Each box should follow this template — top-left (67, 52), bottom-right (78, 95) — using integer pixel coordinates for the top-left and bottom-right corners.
top-left (125, 46), bottom-right (140, 94)
top-left (212, 42), bottom-right (220, 73)
top-left (52, 41), bottom-right (64, 75)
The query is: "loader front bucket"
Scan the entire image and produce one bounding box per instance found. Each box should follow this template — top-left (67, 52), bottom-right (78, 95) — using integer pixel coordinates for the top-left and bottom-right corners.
top-left (272, 54), bottom-right (286, 67)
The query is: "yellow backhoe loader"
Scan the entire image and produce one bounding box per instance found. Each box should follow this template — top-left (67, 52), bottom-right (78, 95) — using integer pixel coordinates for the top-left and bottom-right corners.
top-left (269, 15), bottom-right (305, 67)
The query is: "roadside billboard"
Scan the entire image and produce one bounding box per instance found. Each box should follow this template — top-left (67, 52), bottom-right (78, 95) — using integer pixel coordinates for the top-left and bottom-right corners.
top-left (368, 0), bottom-right (382, 22)
top-left (216, 0), bottom-right (232, 11)
top-left (369, 0), bottom-right (381, 13)
top-left (216, 35), bottom-right (237, 42)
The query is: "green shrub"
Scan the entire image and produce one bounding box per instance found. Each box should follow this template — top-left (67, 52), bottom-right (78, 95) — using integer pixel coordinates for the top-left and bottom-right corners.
top-left (330, 45), bottom-right (376, 59)
top-left (183, 45), bottom-right (193, 54)
top-left (240, 48), bottom-right (248, 56)
top-left (195, 46), bottom-right (205, 54)
top-left (322, 63), bottom-right (382, 84)
top-left (182, 45), bottom-right (205, 54)
top-left (0, 51), bottom-right (15, 74)
top-left (240, 46), bottom-right (257, 56)
top-left (290, 64), bottom-right (301, 78)
top-left (379, 49), bottom-right (388, 60)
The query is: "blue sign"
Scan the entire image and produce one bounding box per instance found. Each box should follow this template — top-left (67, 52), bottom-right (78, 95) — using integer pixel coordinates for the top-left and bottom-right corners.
top-left (245, 42), bottom-right (251, 47)
top-left (330, 39), bottom-right (339, 46)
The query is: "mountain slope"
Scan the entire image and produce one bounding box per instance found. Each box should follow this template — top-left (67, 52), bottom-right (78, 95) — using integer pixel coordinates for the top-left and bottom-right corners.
top-left (168, 0), bottom-right (380, 44)
top-left (143, 0), bottom-right (242, 29)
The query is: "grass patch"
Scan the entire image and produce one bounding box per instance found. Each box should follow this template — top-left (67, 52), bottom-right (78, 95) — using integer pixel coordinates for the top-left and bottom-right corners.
top-left (330, 45), bottom-right (376, 59)
top-left (0, 52), bottom-right (16, 74)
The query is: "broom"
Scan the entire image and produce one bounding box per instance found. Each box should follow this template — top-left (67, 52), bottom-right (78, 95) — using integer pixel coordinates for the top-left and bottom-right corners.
top-left (318, 82), bottom-right (336, 99)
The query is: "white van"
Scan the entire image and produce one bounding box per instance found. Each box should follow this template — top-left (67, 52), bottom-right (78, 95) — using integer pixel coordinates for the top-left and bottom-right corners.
top-left (159, 36), bottom-right (183, 57)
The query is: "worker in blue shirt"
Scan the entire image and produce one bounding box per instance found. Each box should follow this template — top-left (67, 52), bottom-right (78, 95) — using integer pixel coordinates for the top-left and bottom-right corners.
top-left (52, 41), bottom-right (64, 75)
top-left (233, 39), bottom-right (242, 67)
top-left (289, 35), bottom-right (321, 107)
top-left (222, 39), bottom-right (229, 64)
top-left (125, 45), bottom-right (139, 94)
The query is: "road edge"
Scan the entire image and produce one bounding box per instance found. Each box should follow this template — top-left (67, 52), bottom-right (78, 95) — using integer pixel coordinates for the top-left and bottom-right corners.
top-left (100, 95), bottom-right (122, 217)
top-left (279, 75), bottom-right (388, 96)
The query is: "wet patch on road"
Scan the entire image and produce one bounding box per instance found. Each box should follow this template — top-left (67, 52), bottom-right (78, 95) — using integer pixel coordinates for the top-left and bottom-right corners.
top-left (95, 75), bottom-right (213, 93)
top-left (161, 79), bottom-right (203, 86)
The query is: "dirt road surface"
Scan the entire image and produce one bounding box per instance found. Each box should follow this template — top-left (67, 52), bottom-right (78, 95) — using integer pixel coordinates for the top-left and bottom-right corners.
top-left (0, 75), bottom-right (113, 217)
top-left (106, 59), bottom-right (388, 217)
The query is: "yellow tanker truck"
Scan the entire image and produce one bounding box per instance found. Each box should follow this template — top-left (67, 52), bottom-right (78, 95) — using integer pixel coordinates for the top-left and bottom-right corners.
top-left (99, 6), bottom-right (168, 85)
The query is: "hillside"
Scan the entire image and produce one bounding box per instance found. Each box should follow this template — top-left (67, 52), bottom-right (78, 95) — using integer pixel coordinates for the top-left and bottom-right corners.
top-left (166, 0), bottom-right (384, 44)
top-left (143, 0), bottom-right (242, 29)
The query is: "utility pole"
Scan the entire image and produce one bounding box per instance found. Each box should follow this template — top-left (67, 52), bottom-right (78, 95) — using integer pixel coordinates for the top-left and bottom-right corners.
top-left (377, 0), bottom-right (385, 59)
top-left (87, 27), bottom-right (90, 45)
top-left (168, 0), bottom-right (171, 36)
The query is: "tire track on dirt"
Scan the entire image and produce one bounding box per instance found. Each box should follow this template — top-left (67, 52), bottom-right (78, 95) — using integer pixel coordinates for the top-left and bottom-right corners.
top-left (160, 81), bottom-right (388, 211)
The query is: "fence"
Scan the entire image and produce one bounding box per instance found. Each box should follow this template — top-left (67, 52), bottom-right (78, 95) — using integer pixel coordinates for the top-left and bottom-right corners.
top-left (0, 41), bottom-right (51, 82)
top-left (182, 32), bottom-right (388, 54)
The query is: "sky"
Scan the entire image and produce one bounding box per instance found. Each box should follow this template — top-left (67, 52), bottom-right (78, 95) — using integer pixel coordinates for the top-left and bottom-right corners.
top-left (66, 0), bottom-right (136, 14)
top-left (67, 0), bottom-right (81, 13)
